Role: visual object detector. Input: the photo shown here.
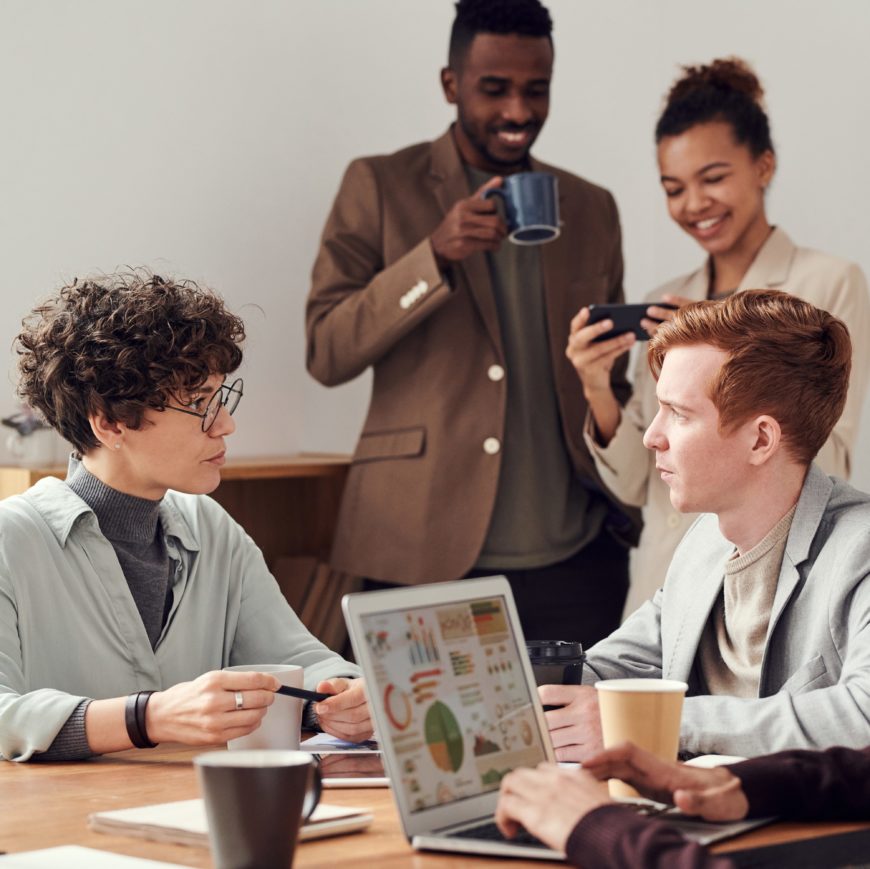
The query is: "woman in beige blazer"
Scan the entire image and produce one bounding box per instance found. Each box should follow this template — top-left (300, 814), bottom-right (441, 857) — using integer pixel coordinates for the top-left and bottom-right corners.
top-left (567, 58), bottom-right (870, 617)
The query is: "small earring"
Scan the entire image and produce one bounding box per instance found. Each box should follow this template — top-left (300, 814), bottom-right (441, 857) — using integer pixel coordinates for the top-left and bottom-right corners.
top-left (114, 442), bottom-right (122, 450)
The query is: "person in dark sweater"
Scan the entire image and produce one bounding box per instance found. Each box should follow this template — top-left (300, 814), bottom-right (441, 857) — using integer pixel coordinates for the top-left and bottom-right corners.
top-left (495, 741), bottom-right (870, 868)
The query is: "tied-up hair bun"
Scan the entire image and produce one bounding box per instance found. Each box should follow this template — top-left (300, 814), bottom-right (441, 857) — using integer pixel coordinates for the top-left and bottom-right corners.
top-left (667, 57), bottom-right (765, 109)
top-left (655, 56), bottom-right (774, 156)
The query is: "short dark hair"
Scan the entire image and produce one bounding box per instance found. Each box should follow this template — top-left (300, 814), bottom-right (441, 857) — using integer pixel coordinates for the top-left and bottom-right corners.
top-left (648, 290), bottom-right (850, 466)
top-left (448, 0), bottom-right (553, 69)
top-left (16, 269), bottom-right (245, 454)
top-left (655, 57), bottom-right (774, 157)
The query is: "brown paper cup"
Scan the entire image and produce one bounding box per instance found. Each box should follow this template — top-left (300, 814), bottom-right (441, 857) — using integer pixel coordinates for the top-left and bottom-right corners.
top-left (595, 678), bottom-right (688, 799)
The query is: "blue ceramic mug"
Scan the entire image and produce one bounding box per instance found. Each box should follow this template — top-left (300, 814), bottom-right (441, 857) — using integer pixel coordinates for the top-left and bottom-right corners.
top-left (483, 171), bottom-right (560, 245)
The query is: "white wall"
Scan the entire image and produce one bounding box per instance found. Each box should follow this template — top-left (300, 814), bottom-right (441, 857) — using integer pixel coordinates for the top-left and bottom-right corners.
top-left (3, 1), bottom-right (870, 485)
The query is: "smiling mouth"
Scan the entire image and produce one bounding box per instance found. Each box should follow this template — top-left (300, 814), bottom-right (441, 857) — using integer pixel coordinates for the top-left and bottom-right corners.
top-left (690, 215), bottom-right (726, 234)
top-left (493, 126), bottom-right (536, 149)
top-left (205, 451), bottom-right (226, 464)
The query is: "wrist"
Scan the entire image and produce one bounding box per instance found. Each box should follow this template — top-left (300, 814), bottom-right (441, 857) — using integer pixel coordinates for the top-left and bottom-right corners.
top-left (429, 240), bottom-right (446, 270)
top-left (582, 381), bottom-right (615, 403)
top-left (143, 691), bottom-right (165, 744)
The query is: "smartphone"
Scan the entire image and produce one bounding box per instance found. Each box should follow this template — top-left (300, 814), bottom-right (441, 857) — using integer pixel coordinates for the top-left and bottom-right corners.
top-left (587, 302), bottom-right (677, 342)
top-left (313, 751), bottom-right (388, 787)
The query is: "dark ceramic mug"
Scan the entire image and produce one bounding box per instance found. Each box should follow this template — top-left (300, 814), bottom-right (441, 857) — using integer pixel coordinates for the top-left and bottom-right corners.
top-left (483, 171), bottom-right (560, 245)
top-left (196, 749), bottom-right (322, 868)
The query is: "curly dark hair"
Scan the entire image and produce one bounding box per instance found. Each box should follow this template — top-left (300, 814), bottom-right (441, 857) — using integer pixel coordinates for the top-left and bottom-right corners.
top-left (449, 0), bottom-right (553, 69)
top-left (16, 269), bottom-right (245, 454)
top-left (655, 57), bottom-right (774, 157)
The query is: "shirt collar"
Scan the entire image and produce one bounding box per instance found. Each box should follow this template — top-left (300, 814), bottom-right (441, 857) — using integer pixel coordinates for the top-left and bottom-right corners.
top-left (24, 475), bottom-right (201, 553)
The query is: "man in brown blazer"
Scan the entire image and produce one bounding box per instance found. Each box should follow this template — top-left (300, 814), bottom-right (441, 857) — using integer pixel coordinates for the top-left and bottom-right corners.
top-left (306, 0), bottom-right (639, 645)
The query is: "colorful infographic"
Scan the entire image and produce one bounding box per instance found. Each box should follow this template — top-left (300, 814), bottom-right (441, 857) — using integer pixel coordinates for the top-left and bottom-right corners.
top-left (362, 596), bottom-right (547, 813)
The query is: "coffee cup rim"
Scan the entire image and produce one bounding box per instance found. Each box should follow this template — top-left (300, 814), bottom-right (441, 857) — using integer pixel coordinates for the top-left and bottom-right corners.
top-left (594, 678), bottom-right (688, 694)
top-left (223, 664), bottom-right (302, 673)
top-left (510, 224), bottom-right (560, 245)
top-left (194, 749), bottom-right (314, 768)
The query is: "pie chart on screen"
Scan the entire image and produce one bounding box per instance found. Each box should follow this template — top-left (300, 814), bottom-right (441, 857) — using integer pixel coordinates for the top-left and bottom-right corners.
top-left (425, 701), bottom-right (464, 772)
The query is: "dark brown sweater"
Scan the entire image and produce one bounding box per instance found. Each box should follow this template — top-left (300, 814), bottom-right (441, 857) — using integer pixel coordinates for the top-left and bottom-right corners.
top-left (566, 747), bottom-right (870, 868)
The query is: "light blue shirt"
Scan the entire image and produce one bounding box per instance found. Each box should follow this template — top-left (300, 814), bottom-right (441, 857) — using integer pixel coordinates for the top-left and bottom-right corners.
top-left (0, 477), bottom-right (359, 761)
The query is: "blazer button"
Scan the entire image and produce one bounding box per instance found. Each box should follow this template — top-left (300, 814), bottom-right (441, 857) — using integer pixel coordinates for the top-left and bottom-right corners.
top-left (487, 364), bottom-right (505, 382)
top-left (483, 437), bottom-right (501, 455)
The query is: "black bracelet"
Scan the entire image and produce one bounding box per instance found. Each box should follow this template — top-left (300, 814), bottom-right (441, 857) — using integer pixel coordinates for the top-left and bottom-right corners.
top-left (125, 691), bottom-right (157, 749)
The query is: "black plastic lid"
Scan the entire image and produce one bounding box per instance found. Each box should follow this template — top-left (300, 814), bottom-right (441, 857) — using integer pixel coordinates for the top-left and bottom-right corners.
top-left (526, 640), bottom-right (585, 661)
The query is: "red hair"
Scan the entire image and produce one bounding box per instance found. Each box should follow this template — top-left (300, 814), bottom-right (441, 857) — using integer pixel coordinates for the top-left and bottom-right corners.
top-left (648, 290), bottom-right (851, 465)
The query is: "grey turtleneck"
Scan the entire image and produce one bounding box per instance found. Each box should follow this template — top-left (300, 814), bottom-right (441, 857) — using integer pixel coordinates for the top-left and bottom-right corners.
top-left (40, 458), bottom-right (173, 760)
top-left (66, 458), bottom-right (171, 648)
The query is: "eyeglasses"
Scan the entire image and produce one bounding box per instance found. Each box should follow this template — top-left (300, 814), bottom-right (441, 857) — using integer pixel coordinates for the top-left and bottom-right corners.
top-left (166, 378), bottom-right (244, 432)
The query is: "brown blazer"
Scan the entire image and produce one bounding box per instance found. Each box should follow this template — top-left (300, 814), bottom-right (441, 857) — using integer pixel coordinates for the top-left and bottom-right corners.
top-left (306, 128), bottom-right (640, 585)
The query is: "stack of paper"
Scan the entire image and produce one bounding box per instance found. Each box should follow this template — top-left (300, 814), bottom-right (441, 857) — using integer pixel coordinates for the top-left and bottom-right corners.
top-left (88, 799), bottom-right (372, 847)
top-left (0, 847), bottom-right (188, 867)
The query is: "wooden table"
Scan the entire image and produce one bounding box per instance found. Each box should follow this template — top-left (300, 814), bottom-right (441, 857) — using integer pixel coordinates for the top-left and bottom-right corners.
top-left (0, 745), bottom-right (865, 867)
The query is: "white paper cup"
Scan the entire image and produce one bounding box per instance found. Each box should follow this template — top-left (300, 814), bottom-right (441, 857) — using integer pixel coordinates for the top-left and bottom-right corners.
top-left (224, 664), bottom-right (304, 751)
top-left (595, 678), bottom-right (688, 799)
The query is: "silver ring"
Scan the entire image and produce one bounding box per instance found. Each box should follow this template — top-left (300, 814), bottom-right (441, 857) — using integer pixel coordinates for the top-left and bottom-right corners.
top-left (234, 690), bottom-right (244, 711)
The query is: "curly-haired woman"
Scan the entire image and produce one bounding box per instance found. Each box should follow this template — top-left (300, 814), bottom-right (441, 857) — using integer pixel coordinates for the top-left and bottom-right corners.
top-left (566, 58), bottom-right (870, 616)
top-left (1, 270), bottom-right (371, 761)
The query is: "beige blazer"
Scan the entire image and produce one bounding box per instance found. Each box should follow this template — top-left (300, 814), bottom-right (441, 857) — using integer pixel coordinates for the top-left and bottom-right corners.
top-left (307, 128), bottom-right (640, 585)
top-left (585, 227), bottom-right (870, 616)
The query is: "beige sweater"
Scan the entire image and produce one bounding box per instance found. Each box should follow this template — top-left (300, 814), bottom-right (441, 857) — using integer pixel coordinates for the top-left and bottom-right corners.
top-left (700, 505), bottom-right (797, 698)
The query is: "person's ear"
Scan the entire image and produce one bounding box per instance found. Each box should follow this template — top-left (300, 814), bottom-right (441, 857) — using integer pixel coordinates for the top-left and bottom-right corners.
top-left (441, 66), bottom-right (458, 105)
top-left (747, 414), bottom-right (781, 466)
top-left (757, 150), bottom-right (776, 190)
top-left (88, 412), bottom-right (124, 451)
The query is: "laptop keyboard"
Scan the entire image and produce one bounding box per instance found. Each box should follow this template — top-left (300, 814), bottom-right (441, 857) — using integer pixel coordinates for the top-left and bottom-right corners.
top-left (449, 800), bottom-right (674, 850)
top-left (451, 821), bottom-right (548, 848)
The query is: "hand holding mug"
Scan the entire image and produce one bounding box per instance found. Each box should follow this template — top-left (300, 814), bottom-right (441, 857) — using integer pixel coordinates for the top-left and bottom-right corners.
top-left (538, 683), bottom-right (603, 762)
top-left (145, 670), bottom-right (279, 746)
top-left (430, 176), bottom-right (508, 267)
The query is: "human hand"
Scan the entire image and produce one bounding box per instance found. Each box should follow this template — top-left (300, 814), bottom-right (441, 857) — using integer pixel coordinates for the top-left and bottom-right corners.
top-left (583, 742), bottom-right (749, 821)
top-left (314, 678), bottom-right (373, 742)
top-left (145, 670), bottom-right (279, 746)
top-left (430, 176), bottom-right (508, 266)
top-left (538, 684), bottom-right (603, 762)
top-left (566, 306), bottom-right (635, 397)
top-left (640, 293), bottom-right (694, 337)
top-left (495, 763), bottom-right (611, 852)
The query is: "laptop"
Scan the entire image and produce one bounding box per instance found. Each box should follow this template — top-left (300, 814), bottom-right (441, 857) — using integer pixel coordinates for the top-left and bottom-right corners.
top-left (343, 576), bottom-right (563, 859)
top-left (343, 576), bottom-right (772, 860)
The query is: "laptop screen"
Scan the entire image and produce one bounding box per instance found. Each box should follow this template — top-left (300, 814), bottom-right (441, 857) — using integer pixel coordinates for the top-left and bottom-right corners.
top-left (359, 594), bottom-right (549, 813)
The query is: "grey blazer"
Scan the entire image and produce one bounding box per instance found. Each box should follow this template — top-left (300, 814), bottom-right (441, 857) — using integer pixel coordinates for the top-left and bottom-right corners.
top-left (583, 464), bottom-right (870, 756)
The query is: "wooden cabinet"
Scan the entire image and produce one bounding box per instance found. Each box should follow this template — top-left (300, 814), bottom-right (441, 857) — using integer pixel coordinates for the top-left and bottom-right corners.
top-left (0, 454), bottom-right (350, 569)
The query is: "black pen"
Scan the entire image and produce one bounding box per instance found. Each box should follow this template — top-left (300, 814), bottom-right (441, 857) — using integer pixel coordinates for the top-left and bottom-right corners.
top-left (276, 685), bottom-right (332, 703)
